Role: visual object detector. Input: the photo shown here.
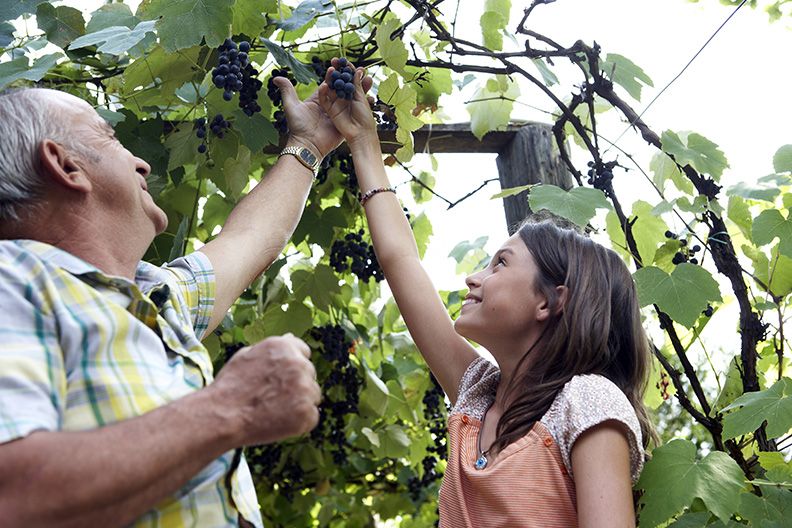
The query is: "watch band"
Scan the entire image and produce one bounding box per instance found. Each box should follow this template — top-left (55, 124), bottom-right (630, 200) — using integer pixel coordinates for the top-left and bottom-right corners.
top-left (279, 145), bottom-right (321, 175)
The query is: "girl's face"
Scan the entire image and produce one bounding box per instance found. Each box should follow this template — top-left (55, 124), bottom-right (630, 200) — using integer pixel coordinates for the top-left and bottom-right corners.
top-left (454, 234), bottom-right (551, 350)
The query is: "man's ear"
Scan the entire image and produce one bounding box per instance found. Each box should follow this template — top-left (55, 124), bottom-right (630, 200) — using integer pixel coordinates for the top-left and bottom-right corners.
top-left (38, 139), bottom-right (92, 193)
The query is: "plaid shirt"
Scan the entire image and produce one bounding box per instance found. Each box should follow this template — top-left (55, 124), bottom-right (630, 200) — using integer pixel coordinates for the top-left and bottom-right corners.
top-left (0, 240), bottom-right (263, 528)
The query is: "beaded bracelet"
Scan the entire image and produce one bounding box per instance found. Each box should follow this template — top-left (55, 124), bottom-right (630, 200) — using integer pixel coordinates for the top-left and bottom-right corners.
top-left (358, 186), bottom-right (396, 206)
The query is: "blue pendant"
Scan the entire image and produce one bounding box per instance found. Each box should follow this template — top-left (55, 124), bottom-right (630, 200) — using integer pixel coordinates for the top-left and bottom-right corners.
top-left (475, 454), bottom-right (488, 470)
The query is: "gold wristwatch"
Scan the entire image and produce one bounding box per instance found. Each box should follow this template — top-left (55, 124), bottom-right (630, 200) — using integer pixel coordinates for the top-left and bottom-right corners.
top-left (279, 145), bottom-right (321, 175)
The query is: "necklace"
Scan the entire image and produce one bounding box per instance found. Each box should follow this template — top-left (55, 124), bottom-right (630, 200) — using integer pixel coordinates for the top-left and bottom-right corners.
top-left (475, 401), bottom-right (495, 470)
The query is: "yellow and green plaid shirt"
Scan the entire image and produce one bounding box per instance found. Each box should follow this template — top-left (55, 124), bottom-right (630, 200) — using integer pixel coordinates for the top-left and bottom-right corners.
top-left (0, 240), bottom-right (263, 528)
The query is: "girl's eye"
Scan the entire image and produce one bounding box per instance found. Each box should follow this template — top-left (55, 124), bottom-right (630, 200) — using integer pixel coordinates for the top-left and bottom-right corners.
top-left (496, 257), bottom-right (506, 267)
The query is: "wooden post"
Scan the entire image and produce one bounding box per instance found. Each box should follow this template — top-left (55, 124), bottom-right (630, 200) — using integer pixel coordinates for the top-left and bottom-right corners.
top-left (495, 123), bottom-right (573, 234)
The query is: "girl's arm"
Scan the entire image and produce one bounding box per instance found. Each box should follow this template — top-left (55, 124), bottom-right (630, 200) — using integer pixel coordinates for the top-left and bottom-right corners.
top-left (571, 421), bottom-right (637, 528)
top-left (318, 60), bottom-right (478, 403)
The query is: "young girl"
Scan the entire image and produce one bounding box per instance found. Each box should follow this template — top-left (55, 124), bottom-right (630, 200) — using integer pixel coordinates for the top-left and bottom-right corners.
top-left (318, 60), bottom-right (654, 528)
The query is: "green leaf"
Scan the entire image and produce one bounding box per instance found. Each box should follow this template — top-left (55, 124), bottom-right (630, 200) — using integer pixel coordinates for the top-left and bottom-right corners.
top-left (0, 21), bottom-right (16, 46)
top-left (377, 74), bottom-right (423, 162)
top-left (411, 213), bottom-right (433, 259)
top-left (753, 208), bottom-right (792, 259)
top-left (138, 0), bottom-right (233, 52)
top-left (528, 185), bottom-right (610, 228)
top-left (68, 20), bottom-right (157, 55)
top-left (712, 357), bottom-right (745, 413)
top-left (0, 0), bottom-right (45, 21)
top-left (407, 66), bottom-right (453, 108)
top-left (164, 124), bottom-right (200, 172)
top-left (601, 53), bottom-right (653, 101)
top-left (773, 144), bottom-right (792, 173)
top-left (122, 45), bottom-right (201, 103)
top-left (85, 3), bottom-right (139, 32)
top-left (0, 52), bottom-right (62, 90)
top-left (480, 0), bottom-right (510, 51)
top-left (490, 184), bottom-right (534, 200)
top-left (223, 145), bottom-right (252, 199)
top-left (361, 366), bottom-right (390, 416)
top-left (740, 487), bottom-right (792, 527)
top-left (274, 0), bottom-right (331, 31)
top-left (660, 130), bottom-right (729, 180)
top-left (728, 195), bottom-right (753, 242)
top-left (291, 265), bottom-right (341, 312)
top-left (376, 14), bottom-right (407, 73)
top-left (650, 151), bottom-right (694, 195)
top-left (411, 171), bottom-right (436, 204)
top-left (742, 243), bottom-right (792, 298)
top-left (232, 110), bottom-right (278, 153)
top-left (630, 200), bottom-right (667, 266)
top-left (531, 57), bottom-right (558, 86)
top-left (259, 38), bottom-right (316, 84)
top-left (36, 4), bottom-right (85, 48)
top-left (168, 215), bottom-right (189, 261)
top-left (467, 75), bottom-right (519, 140)
top-left (721, 377), bottom-right (792, 439)
top-left (636, 439), bottom-right (745, 526)
top-left (727, 180), bottom-right (780, 202)
top-left (243, 301), bottom-right (313, 342)
top-left (633, 264), bottom-right (721, 328)
top-left (231, 0), bottom-right (275, 37)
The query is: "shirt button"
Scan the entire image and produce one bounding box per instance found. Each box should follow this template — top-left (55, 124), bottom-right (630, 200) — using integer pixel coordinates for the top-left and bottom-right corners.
top-left (544, 437), bottom-right (553, 447)
top-left (461, 415), bottom-right (470, 425)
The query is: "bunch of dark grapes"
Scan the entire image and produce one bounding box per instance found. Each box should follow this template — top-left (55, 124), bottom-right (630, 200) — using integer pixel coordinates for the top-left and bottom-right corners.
top-left (267, 68), bottom-right (296, 134)
top-left (212, 39), bottom-right (250, 102)
top-left (194, 114), bottom-right (230, 152)
top-left (329, 230), bottom-right (383, 283)
top-left (666, 231), bottom-right (702, 265)
top-left (408, 374), bottom-right (446, 501)
top-left (585, 160), bottom-right (615, 194)
top-left (309, 324), bottom-right (362, 466)
top-left (238, 62), bottom-right (263, 116)
top-left (325, 57), bottom-right (356, 100)
top-left (310, 56), bottom-right (331, 81)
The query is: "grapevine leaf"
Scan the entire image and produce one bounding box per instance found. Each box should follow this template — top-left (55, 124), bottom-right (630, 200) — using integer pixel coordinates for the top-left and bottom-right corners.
top-left (480, 0), bottom-right (510, 51)
top-left (244, 302), bottom-right (313, 342)
top-left (630, 200), bottom-right (667, 266)
top-left (85, 4), bottom-right (139, 32)
top-left (259, 38), bottom-right (316, 84)
top-left (223, 145), bottom-right (252, 199)
top-left (740, 487), bottom-right (792, 527)
top-left (167, 215), bottom-right (189, 261)
top-left (467, 75), bottom-right (519, 140)
top-left (727, 180), bottom-right (780, 202)
top-left (0, 0), bottom-right (45, 21)
top-left (274, 0), bottom-right (331, 31)
top-left (121, 45), bottom-right (201, 103)
top-left (377, 74), bottom-right (422, 161)
top-left (712, 357), bottom-right (745, 413)
top-left (490, 184), bottom-right (534, 200)
top-left (0, 52), bottom-right (62, 90)
top-left (411, 172), bottom-right (436, 204)
top-left (650, 151), bottom-right (694, 195)
top-left (36, 4), bottom-right (85, 48)
top-left (773, 144), bottom-right (792, 173)
top-left (411, 213), bottom-right (433, 259)
top-left (406, 66), bottom-right (453, 108)
top-left (660, 130), bottom-right (729, 180)
top-left (742, 244), bottom-right (792, 298)
top-left (752, 209), bottom-right (792, 258)
top-left (721, 377), bottom-right (792, 439)
top-left (448, 236), bottom-right (489, 264)
top-left (232, 0), bottom-right (275, 37)
top-left (601, 53), bottom-right (653, 101)
top-left (605, 210), bottom-right (630, 262)
top-left (531, 58), bottom-right (558, 86)
top-left (164, 123), bottom-right (200, 172)
top-left (667, 512), bottom-right (714, 527)
top-left (68, 21), bottom-right (156, 55)
top-left (361, 366), bottom-right (390, 416)
top-left (636, 439), bottom-right (744, 527)
top-left (232, 110), bottom-right (278, 153)
top-left (728, 196), bottom-right (753, 242)
top-left (291, 265), bottom-right (340, 312)
top-left (0, 22), bottom-right (16, 46)
top-left (376, 15), bottom-right (408, 73)
top-left (528, 185), bottom-right (610, 228)
top-left (633, 264), bottom-right (721, 328)
top-left (138, 0), bottom-right (233, 52)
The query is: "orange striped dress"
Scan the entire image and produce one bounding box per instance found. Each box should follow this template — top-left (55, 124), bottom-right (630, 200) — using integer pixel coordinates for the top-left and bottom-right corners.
top-left (439, 357), bottom-right (644, 527)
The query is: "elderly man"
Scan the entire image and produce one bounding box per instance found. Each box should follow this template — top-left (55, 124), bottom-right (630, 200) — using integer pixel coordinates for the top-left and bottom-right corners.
top-left (0, 69), bottom-right (369, 527)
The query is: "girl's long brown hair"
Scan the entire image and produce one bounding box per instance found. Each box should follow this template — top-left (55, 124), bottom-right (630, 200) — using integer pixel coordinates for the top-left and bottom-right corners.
top-left (492, 214), bottom-right (657, 452)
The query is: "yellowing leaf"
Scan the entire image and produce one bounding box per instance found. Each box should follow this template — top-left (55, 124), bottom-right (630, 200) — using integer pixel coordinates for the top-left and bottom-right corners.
top-left (376, 15), bottom-right (407, 73)
top-left (467, 75), bottom-right (519, 140)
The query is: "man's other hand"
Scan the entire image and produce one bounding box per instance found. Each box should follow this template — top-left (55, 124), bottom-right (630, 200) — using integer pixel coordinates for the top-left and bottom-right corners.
top-left (211, 334), bottom-right (321, 445)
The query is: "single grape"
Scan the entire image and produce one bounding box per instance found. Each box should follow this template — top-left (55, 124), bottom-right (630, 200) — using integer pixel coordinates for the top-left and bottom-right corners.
top-left (197, 143), bottom-right (207, 153)
top-left (239, 41), bottom-right (250, 53)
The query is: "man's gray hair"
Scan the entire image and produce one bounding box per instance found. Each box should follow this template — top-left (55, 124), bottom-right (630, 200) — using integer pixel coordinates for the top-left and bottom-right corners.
top-left (0, 87), bottom-right (95, 222)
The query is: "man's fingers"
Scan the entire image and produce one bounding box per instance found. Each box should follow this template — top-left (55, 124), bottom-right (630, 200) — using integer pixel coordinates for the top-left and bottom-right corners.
top-left (272, 76), bottom-right (299, 109)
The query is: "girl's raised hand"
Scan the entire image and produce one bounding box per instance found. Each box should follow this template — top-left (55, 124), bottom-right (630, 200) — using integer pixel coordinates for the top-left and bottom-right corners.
top-left (318, 58), bottom-right (378, 150)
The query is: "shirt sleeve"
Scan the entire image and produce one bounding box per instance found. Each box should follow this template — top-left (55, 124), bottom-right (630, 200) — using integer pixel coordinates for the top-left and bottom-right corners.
top-left (450, 355), bottom-right (500, 420)
top-left (160, 252), bottom-right (216, 340)
top-left (0, 248), bottom-right (66, 445)
top-left (542, 374), bottom-right (645, 483)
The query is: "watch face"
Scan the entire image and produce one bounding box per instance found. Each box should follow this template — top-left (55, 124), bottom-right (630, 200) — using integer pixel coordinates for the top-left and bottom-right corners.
top-left (299, 149), bottom-right (317, 166)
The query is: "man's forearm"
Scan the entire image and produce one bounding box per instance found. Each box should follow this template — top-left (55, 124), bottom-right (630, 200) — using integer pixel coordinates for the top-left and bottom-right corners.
top-left (0, 386), bottom-right (237, 527)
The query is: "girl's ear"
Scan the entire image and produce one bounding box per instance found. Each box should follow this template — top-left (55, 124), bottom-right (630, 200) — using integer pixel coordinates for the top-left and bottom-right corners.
top-left (536, 285), bottom-right (568, 322)
top-left (38, 139), bottom-right (92, 193)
